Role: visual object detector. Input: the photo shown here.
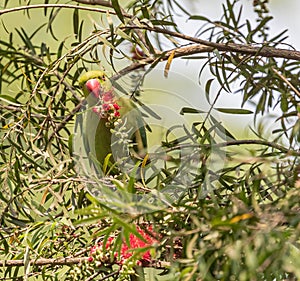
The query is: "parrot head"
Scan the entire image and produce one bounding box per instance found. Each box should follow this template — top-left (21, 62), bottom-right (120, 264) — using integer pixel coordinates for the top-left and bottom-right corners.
top-left (79, 70), bottom-right (112, 100)
top-left (79, 70), bottom-right (122, 128)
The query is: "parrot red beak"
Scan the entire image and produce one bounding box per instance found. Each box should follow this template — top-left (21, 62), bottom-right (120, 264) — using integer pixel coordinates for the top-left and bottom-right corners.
top-left (85, 79), bottom-right (101, 99)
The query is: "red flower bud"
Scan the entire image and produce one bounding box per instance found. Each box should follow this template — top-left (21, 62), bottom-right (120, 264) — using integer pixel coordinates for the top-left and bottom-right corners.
top-left (113, 103), bottom-right (120, 110)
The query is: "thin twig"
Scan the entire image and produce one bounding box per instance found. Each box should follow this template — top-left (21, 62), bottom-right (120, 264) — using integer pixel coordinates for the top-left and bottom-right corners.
top-left (113, 44), bottom-right (213, 80)
top-left (272, 67), bottom-right (300, 98)
top-left (163, 139), bottom-right (300, 156)
top-left (86, 270), bottom-right (118, 281)
top-left (0, 257), bottom-right (87, 267)
top-left (0, 257), bottom-right (171, 268)
top-left (74, 0), bottom-right (113, 7)
top-left (0, 4), bottom-right (128, 17)
top-left (48, 100), bottom-right (84, 142)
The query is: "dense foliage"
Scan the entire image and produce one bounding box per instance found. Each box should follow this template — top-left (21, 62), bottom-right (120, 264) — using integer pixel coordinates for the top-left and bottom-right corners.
top-left (0, 0), bottom-right (300, 280)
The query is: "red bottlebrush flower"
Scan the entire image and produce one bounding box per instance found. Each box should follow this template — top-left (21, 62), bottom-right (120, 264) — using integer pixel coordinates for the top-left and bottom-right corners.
top-left (119, 225), bottom-right (157, 263)
top-left (85, 79), bottom-right (101, 98)
top-left (102, 90), bottom-right (114, 102)
top-left (88, 225), bottom-right (157, 265)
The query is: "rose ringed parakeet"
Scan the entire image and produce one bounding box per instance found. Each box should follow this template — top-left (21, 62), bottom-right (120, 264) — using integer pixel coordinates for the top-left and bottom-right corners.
top-left (78, 70), bottom-right (148, 174)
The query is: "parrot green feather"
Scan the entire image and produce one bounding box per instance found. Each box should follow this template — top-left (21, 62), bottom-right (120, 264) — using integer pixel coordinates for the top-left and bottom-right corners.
top-left (79, 71), bottom-right (148, 173)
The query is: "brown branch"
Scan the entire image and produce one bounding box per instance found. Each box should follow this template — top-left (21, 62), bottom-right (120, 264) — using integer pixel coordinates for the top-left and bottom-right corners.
top-left (74, 0), bottom-right (113, 7)
top-left (86, 270), bottom-right (118, 281)
top-left (113, 25), bottom-right (300, 79)
top-left (113, 44), bottom-right (213, 79)
top-left (3, 4), bottom-right (300, 62)
top-left (126, 25), bottom-right (300, 61)
top-left (0, 257), bottom-right (171, 269)
top-left (0, 4), bottom-right (126, 17)
top-left (0, 257), bottom-right (87, 267)
top-left (48, 100), bottom-right (84, 142)
top-left (73, 0), bottom-right (133, 18)
top-left (164, 139), bottom-right (300, 156)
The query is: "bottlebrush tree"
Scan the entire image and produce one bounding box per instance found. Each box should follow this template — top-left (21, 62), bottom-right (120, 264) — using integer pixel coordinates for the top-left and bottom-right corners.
top-left (0, 0), bottom-right (300, 280)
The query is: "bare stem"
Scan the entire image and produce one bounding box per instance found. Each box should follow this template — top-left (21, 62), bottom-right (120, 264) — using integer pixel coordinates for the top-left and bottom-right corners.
top-left (163, 139), bottom-right (300, 156)
top-left (0, 257), bottom-right (87, 267)
top-left (74, 0), bottom-right (113, 7)
top-left (127, 25), bottom-right (300, 61)
top-left (0, 4), bottom-right (125, 17)
top-left (0, 257), bottom-right (170, 269)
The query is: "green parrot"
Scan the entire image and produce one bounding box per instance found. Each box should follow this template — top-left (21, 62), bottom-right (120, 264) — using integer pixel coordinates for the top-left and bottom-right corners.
top-left (78, 70), bottom-right (148, 174)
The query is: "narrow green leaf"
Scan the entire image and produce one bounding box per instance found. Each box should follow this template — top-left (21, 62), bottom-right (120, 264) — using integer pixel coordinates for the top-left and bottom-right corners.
top-left (280, 94), bottom-right (288, 112)
top-left (186, 234), bottom-right (198, 259)
top-left (113, 217), bottom-right (146, 242)
top-left (73, 8), bottom-right (79, 38)
top-left (44, 0), bottom-right (49, 16)
top-left (46, 7), bottom-right (60, 41)
top-left (103, 153), bottom-right (113, 174)
top-left (215, 108), bottom-right (253, 114)
top-left (57, 40), bottom-right (64, 60)
top-left (188, 15), bottom-right (210, 21)
top-left (111, 0), bottom-right (124, 23)
top-left (141, 5), bottom-right (150, 19)
top-left (205, 78), bottom-right (214, 104)
top-left (0, 232), bottom-right (9, 254)
top-left (180, 107), bottom-right (206, 115)
top-left (78, 20), bottom-right (84, 42)
top-left (151, 20), bottom-right (177, 26)
top-left (0, 95), bottom-right (21, 106)
top-left (116, 29), bottom-right (132, 41)
top-left (209, 115), bottom-right (236, 140)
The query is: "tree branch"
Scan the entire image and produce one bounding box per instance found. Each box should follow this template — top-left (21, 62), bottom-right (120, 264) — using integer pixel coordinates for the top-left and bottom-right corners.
top-left (127, 25), bottom-right (300, 61)
top-left (165, 139), bottom-right (300, 156)
top-left (0, 4), bottom-right (127, 17)
top-left (74, 0), bottom-right (112, 7)
top-left (0, 257), bottom-right (87, 267)
top-left (0, 257), bottom-right (170, 269)
top-left (113, 44), bottom-right (213, 80)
